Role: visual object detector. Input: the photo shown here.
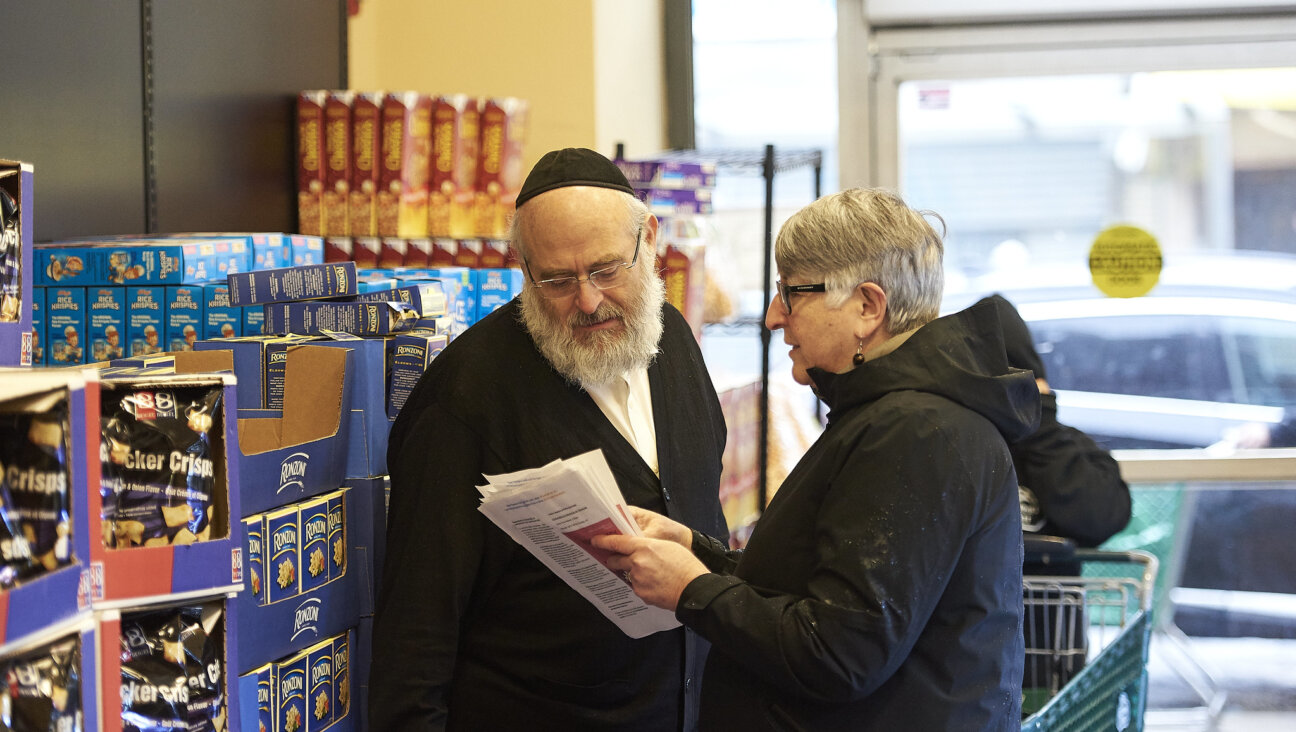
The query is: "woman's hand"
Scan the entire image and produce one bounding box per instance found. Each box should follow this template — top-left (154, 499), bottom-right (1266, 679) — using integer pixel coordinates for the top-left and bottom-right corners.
top-left (591, 533), bottom-right (708, 611)
top-left (627, 506), bottom-right (692, 549)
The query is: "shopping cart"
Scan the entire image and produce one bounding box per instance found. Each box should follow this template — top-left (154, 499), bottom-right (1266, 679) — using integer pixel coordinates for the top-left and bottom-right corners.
top-left (1021, 540), bottom-right (1159, 732)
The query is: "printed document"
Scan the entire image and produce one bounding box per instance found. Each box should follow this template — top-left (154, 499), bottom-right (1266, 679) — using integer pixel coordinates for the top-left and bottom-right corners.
top-left (477, 449), bottom-right (680, 638)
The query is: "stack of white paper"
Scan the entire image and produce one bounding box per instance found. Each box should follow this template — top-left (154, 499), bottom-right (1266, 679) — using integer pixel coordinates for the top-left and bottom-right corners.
top-left (478, 449), bottom-right (681, 638)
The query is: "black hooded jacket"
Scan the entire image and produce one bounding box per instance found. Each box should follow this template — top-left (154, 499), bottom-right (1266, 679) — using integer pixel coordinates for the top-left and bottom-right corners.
top-left (678, 299), bottom-right (1041, 731)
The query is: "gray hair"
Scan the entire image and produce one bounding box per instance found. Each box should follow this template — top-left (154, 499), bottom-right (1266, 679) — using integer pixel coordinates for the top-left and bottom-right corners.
top-left (509, 189), bottom-right (651, 263)
top-left (775, 188), bottom-right (945, 334)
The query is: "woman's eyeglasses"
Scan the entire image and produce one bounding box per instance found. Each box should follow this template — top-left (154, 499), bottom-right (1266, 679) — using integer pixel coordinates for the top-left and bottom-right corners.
top-left (777, 280), bottom-right (826, 314)
top-left (525, 226), bottom-right (642, 299)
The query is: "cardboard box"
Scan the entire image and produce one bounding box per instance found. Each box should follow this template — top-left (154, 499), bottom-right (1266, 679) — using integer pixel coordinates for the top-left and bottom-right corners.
top-left (475, 268), bottom-right (523, 319)
top-left (637, 186), bottom-right (714, 217)
top-left (352, 237), bottom-right (381, 270)
top-left (297, 91), bottom-right (328, 237)
top-left (617, 158), bottom-right (718, 190)
top-left (378, 237), bottom-right (407, 270)
top-left (30, 285), bottom-right (44, 366)
top-left (350, 282), bottom-right (447, 318)
top-left (125, 286), bottom-right (166, 357)
top-left (472, 97), bottom-right (529, 238)
top-left (429, 94), bottom-right (480, 239)
top-left (46, 286), bottom-right (86, 365)
top-left (429, 238), bottom-right (457, 267)
top-left (236, 489), bottom-right (359, 673)
top-left (349, 92), bottom-right (384, 239)
top-left (238, 627), bottom-right (356, 732)
top-left (0, 618), bottom-right (102, 731)
top-left (0, 372), bottom-right (94, 649)
top-left (263, 300), bottom-right (419, 337)
top-left (323, 91), bottom-right (354, 238)
top-left (34, 238), bottom-right (254, 288)
top-left (262, 334), bottom-right (317, 409)
top-left (164, 284), bottom-right (205, 352)
top-left (87, 286), bottom-right (126, 363)
top-left (377, 92), bottom-right (433, 239)
top-left (403, 237), bottom-right (431, 268)
top-left (202, 281), bottom-right (241, 339)
top-left (659, 242), bottom-right (706, 342)
top-left (227, 262), bottom-right (358, 307)
top-left (325, 236), bottom-right (354, 265)
top-left (292, 235), bottom-right (326, 266)
top-left (346, 476), bottom-right (388, 618)
top-left (0, 160), bottom-right (34, 367)
top-left (385, 331), bottom-right (447, 420)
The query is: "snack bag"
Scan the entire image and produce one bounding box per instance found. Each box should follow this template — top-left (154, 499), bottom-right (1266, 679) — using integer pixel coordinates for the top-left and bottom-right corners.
top-left (0, 405), bottom-right (73, 586)
top-left (0, 635), bottom-right (82, 731)
top-left (100, 386), bottom-right (222, 548)
top-left (120, 603), bottom-right (226, 732)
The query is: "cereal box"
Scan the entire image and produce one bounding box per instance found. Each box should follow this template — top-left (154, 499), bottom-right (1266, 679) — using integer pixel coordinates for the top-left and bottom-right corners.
top-left (429, 94), bottom-right (479, 239)
top-left (297, 91), bottom-right (327, 237)
top-left (165, 285), bottom-right (205, 352)
top-left (46, 286), bottom-right (86, 365)
top-left (87, 286), bottom-right (126, 362)
top-left (126, 286), bottom-right (167, 357)
top-left (349, 91), bottom-right (384, 238)
top-left (266, 504), bottom-right (300, 604)
top-left (377, 92), bottom-right (432, 238)
top-left (473, 97), bottom-right (529, 238)
top-left (322, 91), bottom-right (354, 238)
top-left (30, 285), bottom-right (44, 365)
top-left (203, 281), bottom-right (241, 339)
top-left (299, 495), bottom-right (330, 594)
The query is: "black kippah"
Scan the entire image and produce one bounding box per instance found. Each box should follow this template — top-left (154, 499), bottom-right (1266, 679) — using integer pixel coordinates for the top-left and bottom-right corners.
top-left (515, 147), bottom-right (635, 208)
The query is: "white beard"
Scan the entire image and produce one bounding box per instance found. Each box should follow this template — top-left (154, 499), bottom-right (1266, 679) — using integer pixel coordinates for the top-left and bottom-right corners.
top-left (519, 264), bottom-right (666, 387)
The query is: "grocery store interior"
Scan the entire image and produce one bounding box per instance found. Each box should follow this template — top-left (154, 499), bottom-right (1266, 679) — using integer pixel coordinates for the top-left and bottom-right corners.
top-left (5, 0), bottom-right (1296, 730)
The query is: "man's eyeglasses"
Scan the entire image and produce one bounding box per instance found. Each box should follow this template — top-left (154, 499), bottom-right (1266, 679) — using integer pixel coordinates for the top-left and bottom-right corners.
top-left (776, 280), bottom-right (827, 314)
top-left (525, 226), bottom-right (643, 300)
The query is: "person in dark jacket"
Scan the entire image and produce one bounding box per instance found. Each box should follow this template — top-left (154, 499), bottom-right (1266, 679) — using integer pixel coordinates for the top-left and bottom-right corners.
top-left (982, 293), bottom-right (1132, 549)
top-left (368, 148), bottom-right (729, 731)
top-left (594, 188), bottom-right (1040, 730)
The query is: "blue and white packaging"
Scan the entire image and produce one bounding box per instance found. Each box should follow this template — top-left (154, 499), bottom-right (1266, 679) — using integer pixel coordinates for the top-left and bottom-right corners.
top-left (244, 514), bottom-right (265, 605)
top-left (227, 262), bottom-right (358, 307)
top-left (45, 286), bottom-right (86, 365)
top-left (386, 330), bottom-right (447, 419)
top-left (86, 286), bottom-right (126, 363)
top-left (243, 302), bottom-right (265, 336)
top-left (35, 237), bottom-right (253, 287)
top-left (475, 268), bottom-right (523, 318)
top-left (29, 286), bottom-right (44, 366)
top-left (165, 284), bottom-right (205, 351)
top-left (299, 496), bottom-right (331, 595)
top-left (291, 235), bottom-right (325, 266)
top-left (262, 300), bottom-right (419, 337)
top-left (126, 285), bottom-right (167, 356)
top-left (203, 281), bottom-right (241, 339)
top-left (307, 638), bottom-right (336, 729)
top-left (350, 281), bottom-right (447, 318)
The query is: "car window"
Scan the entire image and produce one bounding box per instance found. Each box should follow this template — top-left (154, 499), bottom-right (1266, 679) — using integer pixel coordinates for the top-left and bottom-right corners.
top-left (1031, 315), bottom-right (1227, 402)
top-left (1221, 315), bottom-right (1296, 409)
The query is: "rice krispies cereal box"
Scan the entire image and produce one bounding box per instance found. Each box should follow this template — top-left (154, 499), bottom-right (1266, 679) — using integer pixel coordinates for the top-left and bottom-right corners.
top-left (165, 284), bottom-right (205, 352)
top-left (87, 286), bottom-right (126, 362)
top-left (297, 91), bottom-right (327, 237)
top-left (126, 286), bottom-right (166, 357)
top-left (45, 286), bottom-right (85, 365)
top-left (203, 281), bottom-right (240, 339)
top-left (30, 285), bottom-right (44, 365)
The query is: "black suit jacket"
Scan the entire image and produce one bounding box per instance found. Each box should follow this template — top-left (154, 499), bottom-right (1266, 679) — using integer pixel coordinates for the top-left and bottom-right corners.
top-left (369, 299), bottom-right (728, 731)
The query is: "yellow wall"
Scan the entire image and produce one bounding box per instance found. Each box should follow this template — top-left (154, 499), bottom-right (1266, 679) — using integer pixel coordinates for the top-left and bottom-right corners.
top-left (348, 0), bottom-right (666, 171)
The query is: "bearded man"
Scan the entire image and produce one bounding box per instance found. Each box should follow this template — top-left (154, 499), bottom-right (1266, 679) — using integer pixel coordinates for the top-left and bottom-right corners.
top-left (370, 148), bottom-right (729, 732)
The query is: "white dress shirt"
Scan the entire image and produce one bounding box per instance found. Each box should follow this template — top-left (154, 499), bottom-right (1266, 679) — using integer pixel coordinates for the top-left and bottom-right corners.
top-left (585, 367), bottom-right (659, 475)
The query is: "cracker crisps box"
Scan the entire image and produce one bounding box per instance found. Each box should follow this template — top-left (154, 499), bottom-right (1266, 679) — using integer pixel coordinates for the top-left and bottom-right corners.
top-left (332, 630), bottom-right (351, 721)
top-left (322, 91), bottom-right (354, 238)
top-left (30, 285), bottom-right (44, 365)
top-left (299, 495), bottom-right (331, 594)
top-left (266, 504), bottom-right (300, 603)
top-left (429, 94), bottom-right (480, 238)
top-left (203, 281), bottom-right (241, 339)
top-left (165, 284), bottom-right (205, 351)
top-left (473, 97), bottom-right (529, 238)
top-left (87, 286), bottom-right (125, 362)
top-left (297, 91), bottom-right (327, 237)
top-left (307, 637), bottom-right (336, 729)
top-left (126, 285), bottom-right (167, 356)
top-left (276, 649), bottom-right (309, 732)
top-left (377, 92), bottom-right (432, 238)
top-left (244, 514), bottom-right (265, 605)
top-left (349, 91), bottom-right (384, 238)
top-left (46, 285), bottom-right (86, 365)
top-left (326, 490), bottom-right (345, 579)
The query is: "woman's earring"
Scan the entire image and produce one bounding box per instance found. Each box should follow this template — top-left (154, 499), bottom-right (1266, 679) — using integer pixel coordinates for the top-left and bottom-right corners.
top-left (853, 341), bottom-right (865, 366)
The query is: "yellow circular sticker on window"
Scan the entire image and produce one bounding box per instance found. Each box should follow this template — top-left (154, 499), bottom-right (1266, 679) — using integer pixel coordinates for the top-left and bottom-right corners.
top-left (1088, 225), bottom-right (1162, 298)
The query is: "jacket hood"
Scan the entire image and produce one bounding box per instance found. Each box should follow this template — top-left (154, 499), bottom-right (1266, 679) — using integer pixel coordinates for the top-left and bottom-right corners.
top-left (810, 298), bottom-right (1041, 442)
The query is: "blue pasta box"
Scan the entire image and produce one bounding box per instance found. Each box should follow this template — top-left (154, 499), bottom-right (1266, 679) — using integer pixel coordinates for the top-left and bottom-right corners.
top-left (327, 492), bottom-right (346, 582)
top-left (349, 281), bottom-right (447, 319)
top-left (307, 637), bottom-right (336, 729)
top-left (333, 629), bottom-right (352, 723)
top-left (239, 663), bottom-right (275, 732)
top-left (29, 285), bottom-right (44, 366)
top-left (265, 505), bottom-right (300, 604)
top-left (386, 330), bottom-right (447, 420)
top-left (227, 262), bottom-right (358, 307)
top-left (299, 496), bottom-right (331, 595)
top-left (45, 285), bottom-right (86, 365)
top-left (165, 284), bottom-right (205, 352)
top-left (0, 160), bottom-right (34, 367)
top-left (202, 281), bottom-right (241, 339)
top-left (86, 286), bottom-right (125, 363)
top-left (263, 300), bottom-right (419, 337)
top-left (475, 268), bottom-right (523, 319)
top-left (125, 285), bottom-right (166, 356)
top-left (276, 649), bottom-right (309, 732)
top-left (244, 514), bottom-right (265, 605)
